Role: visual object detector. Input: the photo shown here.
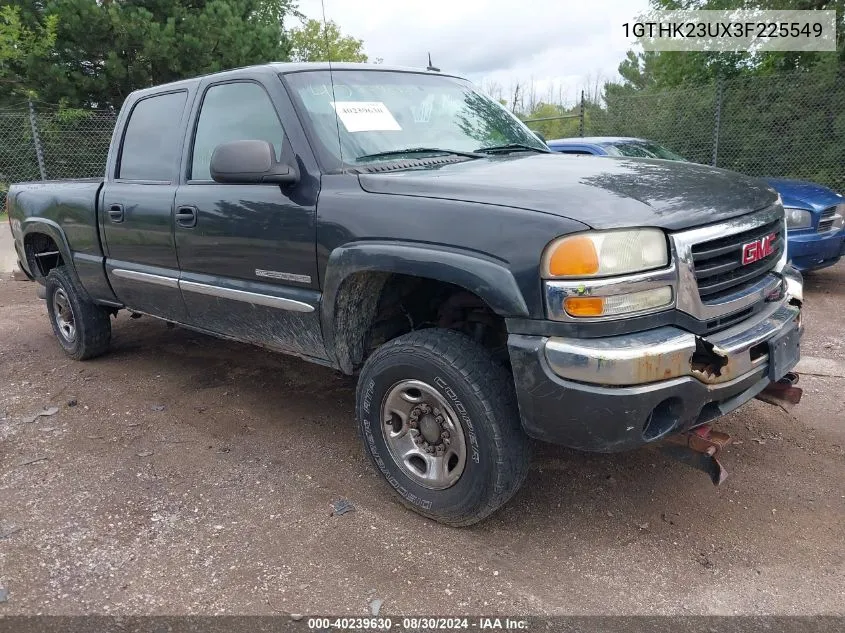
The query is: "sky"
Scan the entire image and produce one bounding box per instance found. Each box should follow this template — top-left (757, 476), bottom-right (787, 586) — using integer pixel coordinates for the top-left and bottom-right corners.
top-left (296, 0), bottom-right (651, 107)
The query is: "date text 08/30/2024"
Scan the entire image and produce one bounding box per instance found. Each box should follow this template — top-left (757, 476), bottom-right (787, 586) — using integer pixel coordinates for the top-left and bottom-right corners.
top-left (306, 617), bottom-right (530, 631)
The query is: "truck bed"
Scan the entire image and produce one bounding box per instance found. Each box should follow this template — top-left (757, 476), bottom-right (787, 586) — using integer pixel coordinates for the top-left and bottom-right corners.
top-left (8, 178), bottom-right (108, 296)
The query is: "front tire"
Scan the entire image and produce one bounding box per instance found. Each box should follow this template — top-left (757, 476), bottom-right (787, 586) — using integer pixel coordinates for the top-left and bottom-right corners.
top-left (356, 329), bottom-right (530, 526)
top-left (46, 267), bottom-right (111, 360)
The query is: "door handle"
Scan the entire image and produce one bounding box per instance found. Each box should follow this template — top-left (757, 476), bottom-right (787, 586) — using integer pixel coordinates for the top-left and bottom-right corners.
top-left (108, 203), bottom-right (124, 223)
top-left (175, 206), bottom-right (198, 228)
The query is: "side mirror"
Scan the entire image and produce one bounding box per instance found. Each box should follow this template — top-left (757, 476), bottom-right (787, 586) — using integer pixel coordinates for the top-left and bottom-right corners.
top-left (210, 140), bottom-right (299, 185)
top-left (533, 130), bottom-right (546, 144)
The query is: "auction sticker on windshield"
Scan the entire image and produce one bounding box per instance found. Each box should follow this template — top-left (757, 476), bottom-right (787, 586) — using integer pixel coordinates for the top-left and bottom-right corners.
top-left (332, 101), bottom-right (402, 132)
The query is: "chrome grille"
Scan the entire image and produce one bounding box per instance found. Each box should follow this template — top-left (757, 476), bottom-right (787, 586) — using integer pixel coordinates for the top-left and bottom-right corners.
top-left (817, 205), bottom-right (838, 233)
top-left (690, 218), bottom-right (785, 302)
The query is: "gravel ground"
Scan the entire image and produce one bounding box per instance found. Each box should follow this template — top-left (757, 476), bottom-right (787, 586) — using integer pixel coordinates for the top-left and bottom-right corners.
top-left (0, 265), bottom-right (843, 616)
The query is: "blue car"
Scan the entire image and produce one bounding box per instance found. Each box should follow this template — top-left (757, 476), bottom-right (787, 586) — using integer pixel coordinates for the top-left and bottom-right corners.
top-left (547, 136), bottom-right (845, 272)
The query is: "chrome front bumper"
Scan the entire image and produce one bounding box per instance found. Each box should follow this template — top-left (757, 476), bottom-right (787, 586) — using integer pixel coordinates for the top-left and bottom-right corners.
top-left (544, 268), bottom-right (803, 388)
top-left (509, 266), bottom-right (802, 452)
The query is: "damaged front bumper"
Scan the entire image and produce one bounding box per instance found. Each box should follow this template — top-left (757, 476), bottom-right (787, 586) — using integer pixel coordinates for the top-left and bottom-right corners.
top-left (508, 269), bottom-right (803, 452)
top-left (544, 301), bottom-right (799, 387)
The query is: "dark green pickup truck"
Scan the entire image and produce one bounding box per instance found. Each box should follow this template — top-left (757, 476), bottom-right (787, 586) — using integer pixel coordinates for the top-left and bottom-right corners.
top-left (6, 63), bottom-right (803, 525)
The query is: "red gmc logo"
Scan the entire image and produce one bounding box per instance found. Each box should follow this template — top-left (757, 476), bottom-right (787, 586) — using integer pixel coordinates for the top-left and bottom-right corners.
top-left (742, 233), bottom-right (777, 265)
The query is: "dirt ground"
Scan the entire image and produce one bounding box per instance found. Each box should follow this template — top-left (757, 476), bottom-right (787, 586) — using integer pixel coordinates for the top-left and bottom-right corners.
top-left (0, 265), bottom-right (843, 616)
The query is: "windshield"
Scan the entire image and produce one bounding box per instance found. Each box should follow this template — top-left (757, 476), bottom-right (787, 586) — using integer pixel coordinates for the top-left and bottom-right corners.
top-left (602, 141), bottom-right (687, 162)
top-left (284, 70), bottom-right (547, 167)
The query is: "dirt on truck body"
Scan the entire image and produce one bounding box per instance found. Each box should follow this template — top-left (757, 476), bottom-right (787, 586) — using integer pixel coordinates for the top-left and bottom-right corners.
top-left (7, 62), bottom-right (804, 526)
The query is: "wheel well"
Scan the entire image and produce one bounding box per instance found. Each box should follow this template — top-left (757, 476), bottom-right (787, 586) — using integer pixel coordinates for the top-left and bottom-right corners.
top-left (333, 272), bottom-right (509, 373)
top-left (24, 233), bottom-right (64, 278)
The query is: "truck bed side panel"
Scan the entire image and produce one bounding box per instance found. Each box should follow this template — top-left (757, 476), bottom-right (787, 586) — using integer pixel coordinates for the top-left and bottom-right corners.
top-left (9, 179), bottom-right (119, 304)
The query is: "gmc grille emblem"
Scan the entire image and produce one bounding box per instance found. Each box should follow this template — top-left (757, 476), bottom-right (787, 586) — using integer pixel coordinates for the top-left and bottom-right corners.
top-left (742, 233), bottom-right (777, 265)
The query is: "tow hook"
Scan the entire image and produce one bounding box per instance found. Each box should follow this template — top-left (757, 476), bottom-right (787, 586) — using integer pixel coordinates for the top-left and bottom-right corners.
top-left (659, 424), bottom-right (732, 486)
top-left (755, 372), bottom-right (803, 411)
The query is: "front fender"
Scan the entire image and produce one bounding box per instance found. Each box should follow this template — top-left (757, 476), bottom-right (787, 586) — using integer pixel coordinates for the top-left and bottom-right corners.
top-left (321, 241), bottom-right (530, 373)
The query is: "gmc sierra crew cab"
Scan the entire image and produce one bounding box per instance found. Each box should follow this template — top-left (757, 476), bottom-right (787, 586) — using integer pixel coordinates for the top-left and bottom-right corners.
top-left (6, 63), bottom-right (804, 526)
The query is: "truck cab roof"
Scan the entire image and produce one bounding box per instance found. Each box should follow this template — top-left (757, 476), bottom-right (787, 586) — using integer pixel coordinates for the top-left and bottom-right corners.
top-left (129, 62), bottom-right (464, 99)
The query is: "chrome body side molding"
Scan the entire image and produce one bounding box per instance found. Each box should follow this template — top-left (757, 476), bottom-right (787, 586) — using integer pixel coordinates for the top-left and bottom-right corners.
top-left (179, 280), bottom-right (315, 313)
top-left (110, 269), bottom-right (315, 313)
top-left (111, 269), bottom-right (179, 289)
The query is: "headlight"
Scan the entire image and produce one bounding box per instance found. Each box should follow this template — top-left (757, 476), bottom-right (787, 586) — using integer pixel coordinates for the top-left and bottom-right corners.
top-left (542, 229), bottom-right (668, 278)
top-left (784, 207), bottom-right (812, 230)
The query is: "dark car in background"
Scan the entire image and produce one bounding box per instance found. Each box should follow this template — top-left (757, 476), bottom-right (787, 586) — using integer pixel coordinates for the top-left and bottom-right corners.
top-left (547, 137), bottom-right (845, 272)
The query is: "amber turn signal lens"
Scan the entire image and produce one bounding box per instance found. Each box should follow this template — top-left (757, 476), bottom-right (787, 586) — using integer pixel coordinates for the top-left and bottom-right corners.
top-left (547, 235), bottom-right (599, 277)
top-left (563, 296), bottom-right (604, 317)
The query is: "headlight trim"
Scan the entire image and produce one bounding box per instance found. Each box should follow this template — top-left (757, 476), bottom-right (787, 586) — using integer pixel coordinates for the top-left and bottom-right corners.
top-left (544, 262), bottom-right (678, 322)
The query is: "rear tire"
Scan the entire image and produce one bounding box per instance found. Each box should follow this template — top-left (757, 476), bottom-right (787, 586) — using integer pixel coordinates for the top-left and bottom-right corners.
top-left (46, 267), bottom-right (111, 360)
top-left (356, 328), bottom-right (530, 526)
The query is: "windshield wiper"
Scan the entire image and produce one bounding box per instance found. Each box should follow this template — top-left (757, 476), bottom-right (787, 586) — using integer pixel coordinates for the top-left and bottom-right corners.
top-left (475, 143), bottom-right (551, 154)
top-left (356, 147), bottom-right (483, 162)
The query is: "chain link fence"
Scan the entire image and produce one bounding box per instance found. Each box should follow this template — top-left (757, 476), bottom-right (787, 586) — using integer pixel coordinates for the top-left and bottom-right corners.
top-left (2, 70), bottom-right (844, 210)
top-left (586, 69), bottom-right (845, 193)
top-left (0, 104), bottom-right (116, 207)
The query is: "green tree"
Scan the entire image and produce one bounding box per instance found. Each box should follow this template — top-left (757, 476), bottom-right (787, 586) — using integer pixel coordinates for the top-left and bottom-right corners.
top-left (288, 18), bottom-right (367, 62)
top-left (609, 0), bottom-right (845, 94)
top-left (0, 5), bottom-right (58, 100)
top-left (594, 0), bottom-right (845, 192)
top-left (3, 0), bottom-right (295, 109)
top-left (521, 102), bottom-right (582, 139)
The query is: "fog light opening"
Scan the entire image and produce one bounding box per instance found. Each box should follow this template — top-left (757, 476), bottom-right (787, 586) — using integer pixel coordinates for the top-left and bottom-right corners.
top-left (643, 398), bottom-right (683, 441)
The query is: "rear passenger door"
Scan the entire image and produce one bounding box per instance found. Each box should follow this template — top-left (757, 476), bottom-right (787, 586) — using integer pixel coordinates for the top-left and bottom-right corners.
top-left (101, 90), bottom-right (191, 321)
top-left (173, 78), bottom-right (324, 360)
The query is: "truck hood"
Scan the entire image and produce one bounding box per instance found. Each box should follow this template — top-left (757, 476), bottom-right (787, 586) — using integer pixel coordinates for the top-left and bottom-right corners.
top-left (764, 177), bottom-right (844, 212)
top-left (358, 154), bottom-right (779, 231)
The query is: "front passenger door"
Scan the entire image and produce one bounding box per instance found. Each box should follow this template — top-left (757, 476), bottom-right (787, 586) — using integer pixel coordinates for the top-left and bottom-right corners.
top-left (174, 79), bottom-right (325, 360)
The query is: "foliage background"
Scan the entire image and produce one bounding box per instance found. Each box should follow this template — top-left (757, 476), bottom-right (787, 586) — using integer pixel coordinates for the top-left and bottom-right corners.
top-left (0, 0), bottom-right (366, 201)
top-left (587, 68), bottom-right (845, 192)
top-left (1, 0), bottom-right (843, 199)
top-left (501, 0), bottom-right (845, 192)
